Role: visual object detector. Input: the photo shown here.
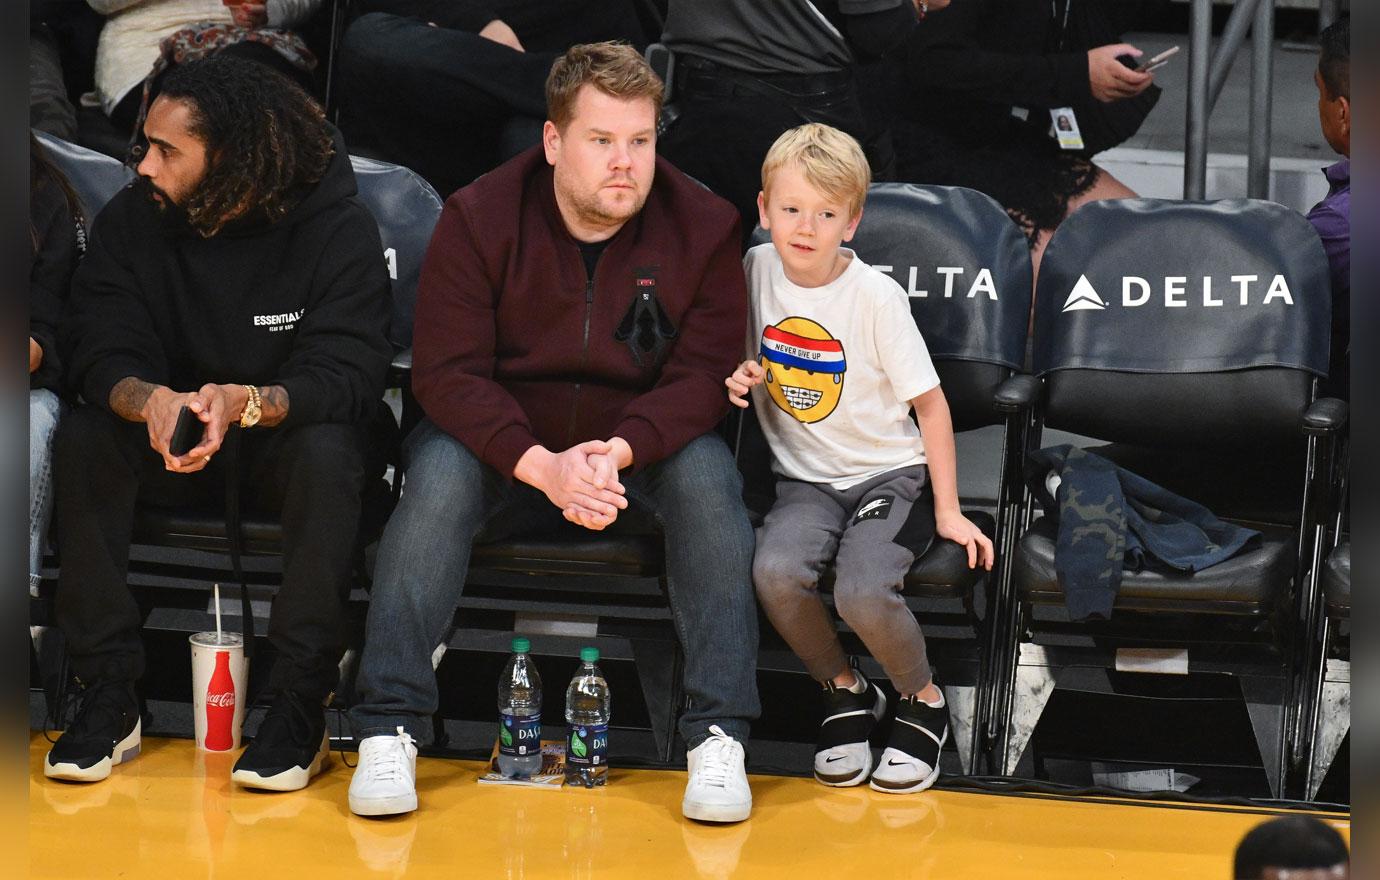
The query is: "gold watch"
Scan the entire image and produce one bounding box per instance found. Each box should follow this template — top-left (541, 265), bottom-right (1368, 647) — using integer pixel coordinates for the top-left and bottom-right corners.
top-left (239, 385), bottom-right (262, 428)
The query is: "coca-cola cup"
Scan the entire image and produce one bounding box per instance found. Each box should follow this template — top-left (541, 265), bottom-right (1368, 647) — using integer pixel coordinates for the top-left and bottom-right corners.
top-left (190, 632), bottom-right (248, 751)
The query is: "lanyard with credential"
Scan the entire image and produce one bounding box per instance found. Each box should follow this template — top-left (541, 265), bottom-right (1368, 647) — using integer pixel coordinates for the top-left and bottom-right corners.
top-left (1052, 0), bottom-right (1073, 51)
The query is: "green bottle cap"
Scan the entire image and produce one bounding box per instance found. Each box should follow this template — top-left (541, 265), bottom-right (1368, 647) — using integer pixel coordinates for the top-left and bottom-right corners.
top-left (512, 637), bottom-right (531, 653)
top-left (580, 647), bottom-right (599, 663)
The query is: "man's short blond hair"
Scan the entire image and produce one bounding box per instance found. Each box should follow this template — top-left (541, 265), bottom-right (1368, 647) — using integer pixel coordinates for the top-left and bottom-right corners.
top-left (760, 124), bottom-right (871, 218)
top-left (546, 42), bottom-right (663, 131)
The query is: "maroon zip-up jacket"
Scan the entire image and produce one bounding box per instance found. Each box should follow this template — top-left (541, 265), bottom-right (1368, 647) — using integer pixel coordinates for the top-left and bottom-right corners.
top-left (412, 147), bottom-right (746, 478)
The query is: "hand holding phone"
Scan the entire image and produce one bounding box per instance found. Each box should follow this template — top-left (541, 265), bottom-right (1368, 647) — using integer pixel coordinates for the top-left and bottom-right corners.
top-left (170, 405), bottom-right (206, 457)
top-left (1136, 46), bottom-right (1179, 73)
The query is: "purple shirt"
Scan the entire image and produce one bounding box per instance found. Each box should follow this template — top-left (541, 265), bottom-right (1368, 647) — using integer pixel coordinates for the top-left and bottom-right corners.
top-left (1306, 158), bottom-right (1349, 394)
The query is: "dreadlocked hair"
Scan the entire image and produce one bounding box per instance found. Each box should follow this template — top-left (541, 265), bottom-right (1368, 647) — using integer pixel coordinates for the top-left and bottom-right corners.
top-left (155, 54), bottom-right (333, 238)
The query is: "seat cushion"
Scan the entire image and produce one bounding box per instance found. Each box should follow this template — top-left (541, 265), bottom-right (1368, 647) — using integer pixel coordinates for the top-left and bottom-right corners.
top-left (1015, 517), bottom-right (1296, 612)
top-left (132, 476), bottom-right (394, 557)
top-left (472, 510), bottom-right (996, 592)
top-left (1324, 542), bottom-right (1350, 618)
top-left (817, 510), bottom-right (995, 600)
top-left (133, 507), bottom-right (285, 556)
top-left (470, 518), bottom-right (664, 577)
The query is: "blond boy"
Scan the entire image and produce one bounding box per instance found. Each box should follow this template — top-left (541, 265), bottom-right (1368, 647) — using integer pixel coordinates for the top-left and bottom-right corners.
top-left (726, 123), bottom-right (993, 793)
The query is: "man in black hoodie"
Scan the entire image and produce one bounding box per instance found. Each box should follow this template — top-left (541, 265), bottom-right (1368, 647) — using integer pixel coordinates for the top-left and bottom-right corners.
top-left (47, 55), bottom-right (392, 792)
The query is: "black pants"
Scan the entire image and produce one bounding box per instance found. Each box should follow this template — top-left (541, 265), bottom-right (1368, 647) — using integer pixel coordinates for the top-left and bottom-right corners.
top-left (338, 12), bottom-right (557, 196)
top-left (657, 57), bottom-right (889, 245)
top-left (53, 406), bottom-right (370, 701)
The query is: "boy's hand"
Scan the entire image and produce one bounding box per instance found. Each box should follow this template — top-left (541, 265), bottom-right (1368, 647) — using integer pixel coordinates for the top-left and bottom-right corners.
top-left (725, 359), bottom-right (765, 408)
top-left (936, 509), bottom-right (994, 571)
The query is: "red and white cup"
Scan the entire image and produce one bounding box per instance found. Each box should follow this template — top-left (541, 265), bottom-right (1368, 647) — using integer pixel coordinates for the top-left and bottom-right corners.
top-left (190, 632), bottom-right (248, 752)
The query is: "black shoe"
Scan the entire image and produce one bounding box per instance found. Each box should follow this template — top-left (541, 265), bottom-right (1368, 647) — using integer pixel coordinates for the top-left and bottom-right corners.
top-left (231, 688), bottom-right (329, 792)
top-left (870, 691), bottom-right (948, 794)
top-left (44, 679), bottom-right (141, 782)
top-left (813, 664), bottom-right (887, 787)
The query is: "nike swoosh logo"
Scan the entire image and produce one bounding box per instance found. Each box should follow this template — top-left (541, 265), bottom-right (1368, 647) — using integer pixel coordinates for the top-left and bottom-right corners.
top-left (887, 759), bottom-right (915, 767)
top-left (824, 756), bottom-right (847, 763)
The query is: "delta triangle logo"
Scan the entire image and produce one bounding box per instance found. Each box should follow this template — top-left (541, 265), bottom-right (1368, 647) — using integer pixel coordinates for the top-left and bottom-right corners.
top-left (1061, 275), bottom-right (1108, 313)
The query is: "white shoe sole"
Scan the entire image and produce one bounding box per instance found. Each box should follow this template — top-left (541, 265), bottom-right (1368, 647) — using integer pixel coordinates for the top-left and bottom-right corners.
top-left (232, 733), bottom-right (329, 792)
top-left (814, 684), bottom-right (887, 788)
top-left (44, 718), bottom-right (141, 782)
top-left (814, 748), bottom-right (874, 787)
top-left (682, 798), bottom-right (752, 823)
top-left (869, 760), bottom-right (941, 795)
top-left (349, 790), bottom-right (419, 817)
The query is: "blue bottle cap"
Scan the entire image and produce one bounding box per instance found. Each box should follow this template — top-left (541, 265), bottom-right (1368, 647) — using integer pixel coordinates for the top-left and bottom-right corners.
top-left (512, 637), bottom-right (531, 653)
top-left (580, 647), bottom-right (599, 663)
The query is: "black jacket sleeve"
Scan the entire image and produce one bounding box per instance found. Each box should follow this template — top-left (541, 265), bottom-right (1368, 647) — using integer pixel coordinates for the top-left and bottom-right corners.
top-left (904, 0), bottom-right (1090, 109)
top-left (62, 201), bottom-right (170, 410)
top-left (274, 203), bottom-right (393, 427)
top-left (30, 176), bottom-right (82, 393)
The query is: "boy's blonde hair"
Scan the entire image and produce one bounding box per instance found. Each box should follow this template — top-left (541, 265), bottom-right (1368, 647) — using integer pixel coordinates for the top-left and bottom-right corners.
top-left (760, 123), bottom-right (871, 218)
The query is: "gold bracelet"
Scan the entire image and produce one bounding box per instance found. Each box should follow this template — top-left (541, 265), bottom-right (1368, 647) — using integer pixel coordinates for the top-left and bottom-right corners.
top-left (239, 384), bottom-right (263, 429)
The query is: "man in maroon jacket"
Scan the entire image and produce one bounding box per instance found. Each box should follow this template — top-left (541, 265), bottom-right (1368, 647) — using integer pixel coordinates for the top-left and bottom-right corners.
top-left (347, 42), bottom-right (760, 823)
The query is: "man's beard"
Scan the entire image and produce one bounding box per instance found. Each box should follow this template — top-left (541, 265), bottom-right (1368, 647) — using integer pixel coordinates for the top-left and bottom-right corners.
top-left (135, 175), bottom-right (192, 234)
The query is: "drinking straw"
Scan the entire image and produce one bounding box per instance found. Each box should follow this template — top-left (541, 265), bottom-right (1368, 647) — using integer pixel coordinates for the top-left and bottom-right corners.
top-left (214, 583), bottom-right (223, 642)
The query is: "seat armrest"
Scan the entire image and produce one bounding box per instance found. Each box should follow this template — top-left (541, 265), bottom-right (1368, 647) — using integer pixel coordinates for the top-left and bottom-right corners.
top-left (386, 347), bottom-right (413, 389)
top-left (1301, 397), bottom-right (1348, 436)
top-left (993, 373), bottom-right (1040, 413)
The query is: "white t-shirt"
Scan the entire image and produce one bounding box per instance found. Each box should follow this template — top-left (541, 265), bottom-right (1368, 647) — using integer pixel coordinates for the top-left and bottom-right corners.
top-left (745, 244), bottom-right (941, 490)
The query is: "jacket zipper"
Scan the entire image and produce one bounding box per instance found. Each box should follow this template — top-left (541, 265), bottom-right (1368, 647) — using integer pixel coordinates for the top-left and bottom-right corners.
top-left (565, 273), bottom-right (595, 447)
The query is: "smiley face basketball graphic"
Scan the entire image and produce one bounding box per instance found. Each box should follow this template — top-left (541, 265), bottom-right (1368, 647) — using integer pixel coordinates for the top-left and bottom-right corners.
top-left (759, 317), bottom-right (846, 423)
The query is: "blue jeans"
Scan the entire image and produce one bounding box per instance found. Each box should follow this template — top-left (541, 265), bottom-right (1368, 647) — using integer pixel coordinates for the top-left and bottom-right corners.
top-left (352, 420), bottom-right (760, 750)
top-left (30, 389), bottom-right (62, 597)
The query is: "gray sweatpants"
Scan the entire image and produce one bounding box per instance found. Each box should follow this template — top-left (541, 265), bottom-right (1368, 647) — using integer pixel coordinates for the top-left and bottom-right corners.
top-left (753, 464), bottom-right (935, 694)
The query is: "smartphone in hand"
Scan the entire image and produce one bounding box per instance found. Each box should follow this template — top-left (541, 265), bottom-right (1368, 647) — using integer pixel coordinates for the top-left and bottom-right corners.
top-left (1136, 45), bottom-right (1179, 73)
top-left (170, 405), bottom-right (206, 457)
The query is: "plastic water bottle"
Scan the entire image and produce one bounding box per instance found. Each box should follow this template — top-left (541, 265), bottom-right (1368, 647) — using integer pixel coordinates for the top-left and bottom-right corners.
top-left (497, 637), bottom-right (543, 778)
top-left (564, 647), bottom-right (610, 787)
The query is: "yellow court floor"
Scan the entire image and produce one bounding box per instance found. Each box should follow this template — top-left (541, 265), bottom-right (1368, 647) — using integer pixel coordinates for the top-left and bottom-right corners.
top-left (30, 732), bottom-right (1349, 879)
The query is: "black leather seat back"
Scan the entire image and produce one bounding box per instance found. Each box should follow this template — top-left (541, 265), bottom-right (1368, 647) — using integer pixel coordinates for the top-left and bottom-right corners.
top-left (751, 182), bottom-right (1032, 432)
top-left (34, 129), bottom-right (134, 221)
top-left (1033, 199), bottom-right (1331, 450)
top-left (349, 156), bottom-right (444, 353)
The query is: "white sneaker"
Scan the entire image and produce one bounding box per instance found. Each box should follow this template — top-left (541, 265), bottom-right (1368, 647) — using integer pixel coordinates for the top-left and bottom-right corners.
top-left (349, 727), bottom-right (419, 817)
top-left (813, 678), bottom-right (887, 787)
top-left (682, 725), bottom-right (752, 823)
top-left (869, 694), bottom-right (948, 795)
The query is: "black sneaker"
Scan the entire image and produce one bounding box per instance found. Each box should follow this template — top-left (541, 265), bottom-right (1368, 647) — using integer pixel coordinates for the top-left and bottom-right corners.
top-left (231, 688), bottom-right (329, 792)
top-left (44, 679), bottom-right (141, 782)
top-left (869, 691), bottom-right (948, 794)
top-left (813, 668), bottom-right (887, 787)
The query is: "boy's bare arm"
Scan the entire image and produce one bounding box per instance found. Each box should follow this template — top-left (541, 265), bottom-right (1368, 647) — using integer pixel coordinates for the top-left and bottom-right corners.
top-left (912, 387), bottom-right (995, 570)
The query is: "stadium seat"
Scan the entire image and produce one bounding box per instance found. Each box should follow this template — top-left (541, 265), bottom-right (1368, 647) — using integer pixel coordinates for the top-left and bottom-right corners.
top-left (746, 182), bottom-right (1033, 772)
top-left (33, 129), bottom-right (133, 218)
top-left (987, 198), bottom-right (1343, 797)
top-left (1300, 539), bottom-right (1349, 800)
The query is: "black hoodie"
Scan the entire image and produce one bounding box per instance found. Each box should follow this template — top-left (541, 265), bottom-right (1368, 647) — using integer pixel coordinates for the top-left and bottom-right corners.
top-left (63, 131), bottom-right (391, 427)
